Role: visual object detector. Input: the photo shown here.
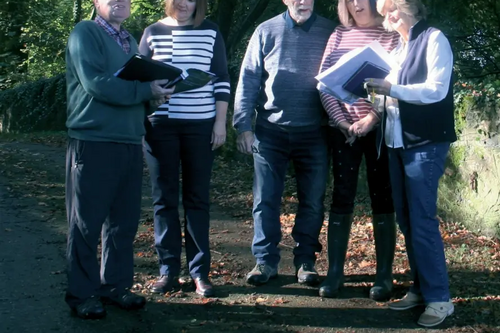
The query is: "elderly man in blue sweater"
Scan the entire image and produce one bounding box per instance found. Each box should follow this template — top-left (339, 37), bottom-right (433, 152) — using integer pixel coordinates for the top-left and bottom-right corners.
top-left (233, 0), bottom-right (335, 286)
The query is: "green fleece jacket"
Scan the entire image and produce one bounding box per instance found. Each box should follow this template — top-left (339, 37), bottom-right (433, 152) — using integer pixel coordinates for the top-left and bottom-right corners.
top-left (65, 20), bottom-right (153, 144)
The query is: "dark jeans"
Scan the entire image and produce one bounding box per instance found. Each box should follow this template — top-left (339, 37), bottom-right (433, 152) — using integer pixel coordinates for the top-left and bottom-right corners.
top-left (65, 139), bottom-right (143, 308)
top-left (143, 117), bottom-right (214, 279)
top-left (388, 142), bottom-right (451, 303)
top-left (252, 124), bottom-right (329, 268)
top-left (329, 127), bottom-right (394, 215)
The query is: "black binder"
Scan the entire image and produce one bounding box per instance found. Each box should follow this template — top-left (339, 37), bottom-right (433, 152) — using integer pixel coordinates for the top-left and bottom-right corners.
top-left (115, 54), bottom-right (216, 94)
top-left (115, 54), bottom-right (184, 82)
top-left (342, 61), bottom-right (390, 98)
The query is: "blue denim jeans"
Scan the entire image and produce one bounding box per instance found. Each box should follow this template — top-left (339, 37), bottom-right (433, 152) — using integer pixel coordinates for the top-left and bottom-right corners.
top-left (143, 117), bottom-right (214, 279)
top-left (387, 142), bottom-right (451, 303)
top-left (251, 124), bottom-right (329, 268)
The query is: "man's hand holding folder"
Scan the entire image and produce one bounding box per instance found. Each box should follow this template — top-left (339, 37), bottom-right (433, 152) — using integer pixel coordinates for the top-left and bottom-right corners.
top-left (150, 80), bottom-right (173, 98)
top-left (115, 54), bottom-right (216, 95)
top-left (150, 80), bottom-right (174, 106)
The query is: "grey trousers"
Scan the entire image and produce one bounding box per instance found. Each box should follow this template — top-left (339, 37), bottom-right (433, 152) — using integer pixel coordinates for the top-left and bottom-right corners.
top-left (65, 138), bottom-right (143, 308)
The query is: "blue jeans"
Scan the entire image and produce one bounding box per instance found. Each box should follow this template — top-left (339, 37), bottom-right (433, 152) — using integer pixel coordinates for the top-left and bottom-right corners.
top-left (252, 124), bottom-right (329, 268)
top-left (388, 142), bottom-right (451, 303)
top-left (143, 117), bottom-right (214, 279)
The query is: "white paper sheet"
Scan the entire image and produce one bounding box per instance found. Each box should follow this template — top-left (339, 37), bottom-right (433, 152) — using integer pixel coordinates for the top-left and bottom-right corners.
top-left (316, 40), bottom-right (397, 105)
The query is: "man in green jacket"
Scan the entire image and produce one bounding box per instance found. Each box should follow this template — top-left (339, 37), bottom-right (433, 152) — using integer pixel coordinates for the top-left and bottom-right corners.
top-left (65, 0), bottom-right (172, 319)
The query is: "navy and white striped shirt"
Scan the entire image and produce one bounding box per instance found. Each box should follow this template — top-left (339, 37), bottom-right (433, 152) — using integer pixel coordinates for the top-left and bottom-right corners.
top-left (139, 19), bottom-right (230, 119)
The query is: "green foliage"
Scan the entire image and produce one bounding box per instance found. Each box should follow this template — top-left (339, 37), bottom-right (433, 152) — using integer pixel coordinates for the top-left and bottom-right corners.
top-left (0, 74), bottom-right (66, 133)
top-left (127, 0), bottom-right (164, 40)
top-left (0, 0), bottom-right (29, 89)
top-left (20, 0), bottom-right (80, 82)
top-left (426, 0), bottom-right (500, 80)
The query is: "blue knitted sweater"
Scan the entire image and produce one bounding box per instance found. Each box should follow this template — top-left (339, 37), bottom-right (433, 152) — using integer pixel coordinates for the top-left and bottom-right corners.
top-left (233, 12), bottom-right (335, 133)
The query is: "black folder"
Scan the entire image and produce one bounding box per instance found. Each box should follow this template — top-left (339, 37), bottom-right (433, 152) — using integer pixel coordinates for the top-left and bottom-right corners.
top-left (115, 54), bottom-right (184, 82)
top-left (115, 54), bottom-right (216, 94)
top-left (342, 61), bottom-right (390, 98)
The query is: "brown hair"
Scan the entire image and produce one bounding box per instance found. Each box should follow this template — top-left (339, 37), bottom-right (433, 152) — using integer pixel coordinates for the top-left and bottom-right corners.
top-left (337, 0), bottom-right (383, 27)
top-left (164, 0), bottom-right (207, 27)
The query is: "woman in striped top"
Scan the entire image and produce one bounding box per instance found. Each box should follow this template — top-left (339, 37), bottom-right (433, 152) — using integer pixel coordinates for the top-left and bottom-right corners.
top-left (139, 0), bottom-right (230, 298)
top-left (318, 0), bottom-right (399, 301)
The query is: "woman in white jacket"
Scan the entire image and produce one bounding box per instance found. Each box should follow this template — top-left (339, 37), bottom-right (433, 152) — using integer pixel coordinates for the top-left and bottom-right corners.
top-left (366, 0), bottom-right (456, 328)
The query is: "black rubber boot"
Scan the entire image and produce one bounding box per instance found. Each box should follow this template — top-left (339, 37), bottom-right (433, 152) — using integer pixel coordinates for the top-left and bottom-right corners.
top-left (369, 213), bottom-right (396, 301)
top-left (319, 213), bottom-right (353, 298)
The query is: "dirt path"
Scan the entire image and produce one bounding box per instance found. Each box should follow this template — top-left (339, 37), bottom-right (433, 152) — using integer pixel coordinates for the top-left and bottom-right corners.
top-left (0, 175), bottom-right (68, 332)
top-left (0, 138), bottom-right (498, 333)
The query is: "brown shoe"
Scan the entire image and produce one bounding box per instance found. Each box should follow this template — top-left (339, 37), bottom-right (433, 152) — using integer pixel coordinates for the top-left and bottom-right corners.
top-left (150, 275), bottom-right (180, 294)
top-left (194, 277), bottom-right (214, 297)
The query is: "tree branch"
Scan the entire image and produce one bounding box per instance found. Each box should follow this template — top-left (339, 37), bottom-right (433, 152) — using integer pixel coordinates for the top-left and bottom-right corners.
top-left (214, 0), bottom-right (237, 44)
top-left (225, 0), bottom-right (271, 60)
top-left (461, 71), bottom-right (500, 79)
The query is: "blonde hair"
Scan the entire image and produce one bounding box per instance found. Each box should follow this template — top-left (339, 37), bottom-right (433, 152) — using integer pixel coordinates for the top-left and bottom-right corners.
top-left (391, 0), bottom-right (427, 20)
top-left (337, 0), bottom-right (383, 27)
top-left (164, 0), bottom-right (207, 27)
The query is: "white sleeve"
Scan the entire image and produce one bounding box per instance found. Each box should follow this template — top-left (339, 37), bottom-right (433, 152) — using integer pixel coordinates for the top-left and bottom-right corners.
top-left (389, 30), bottom-right (453, 105)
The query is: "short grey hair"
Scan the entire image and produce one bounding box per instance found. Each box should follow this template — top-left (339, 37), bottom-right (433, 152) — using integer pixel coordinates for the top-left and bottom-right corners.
top-left (391, 0), bottom-right (427, 20)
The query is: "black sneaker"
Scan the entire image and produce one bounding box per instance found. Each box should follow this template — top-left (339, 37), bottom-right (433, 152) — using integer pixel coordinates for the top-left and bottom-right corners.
top-left (73, 296), bottom-right (106, 319)
top-left (103, 289), bottom-right (146, 310)
top-left (296, 262), bottom-right (320, 286)
top-left (246, 264), bottom-right (278, 286)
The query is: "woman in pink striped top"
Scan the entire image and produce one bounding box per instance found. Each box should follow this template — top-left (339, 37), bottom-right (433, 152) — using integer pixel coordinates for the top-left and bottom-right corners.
top-left (318, 0), bottom-right (399, 301)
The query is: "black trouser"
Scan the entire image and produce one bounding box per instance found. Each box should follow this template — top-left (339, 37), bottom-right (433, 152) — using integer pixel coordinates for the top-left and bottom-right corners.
top-left (328, 127), bottom-right (394, 215)
top-left (143, 117), bottom-right (214, 279)
top-left (65, 139), bottom-right (143, 308)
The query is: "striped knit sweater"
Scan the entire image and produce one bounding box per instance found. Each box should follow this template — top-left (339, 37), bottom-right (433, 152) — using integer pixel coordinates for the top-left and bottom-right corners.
top-left (319, 25), bottom-right (399, 127)
top-left (139, 19), bottom-right (230, 120)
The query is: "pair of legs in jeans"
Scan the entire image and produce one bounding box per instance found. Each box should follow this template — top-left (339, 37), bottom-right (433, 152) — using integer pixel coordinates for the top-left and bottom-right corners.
top-left (143, 117), bottom-right (214, 280)
top-left (388, 142), bottom-right (451, 303)
top-left (251, 124), bottom-right (328, 270)
top-left (319, 128), bottom-right (395, 300)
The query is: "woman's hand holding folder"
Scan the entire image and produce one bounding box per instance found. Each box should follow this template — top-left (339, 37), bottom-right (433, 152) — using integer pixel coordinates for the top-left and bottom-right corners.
top-left (364, 78), bottom-right (392, 97)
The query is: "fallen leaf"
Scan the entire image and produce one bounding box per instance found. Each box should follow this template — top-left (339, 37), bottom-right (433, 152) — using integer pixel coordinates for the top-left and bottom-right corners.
top-left (359, 260), bottom-right (372, 268)
top-left (273, 297), bottom-right (289, 305)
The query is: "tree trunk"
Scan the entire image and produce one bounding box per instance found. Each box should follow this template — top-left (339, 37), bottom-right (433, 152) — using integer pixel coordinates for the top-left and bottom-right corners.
top-left (214, 0), bottom-right (238, 44)
top-left (73, 0), bottom-right (83, 25)
top-left (225, 0), bottom-right (271, 61)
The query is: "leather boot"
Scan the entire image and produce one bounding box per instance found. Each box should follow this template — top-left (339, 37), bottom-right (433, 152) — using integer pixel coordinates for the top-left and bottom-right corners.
top-left (370, 213), bottom-right (396, 301)
top-left (319, 213), bottom-right (353, 298)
